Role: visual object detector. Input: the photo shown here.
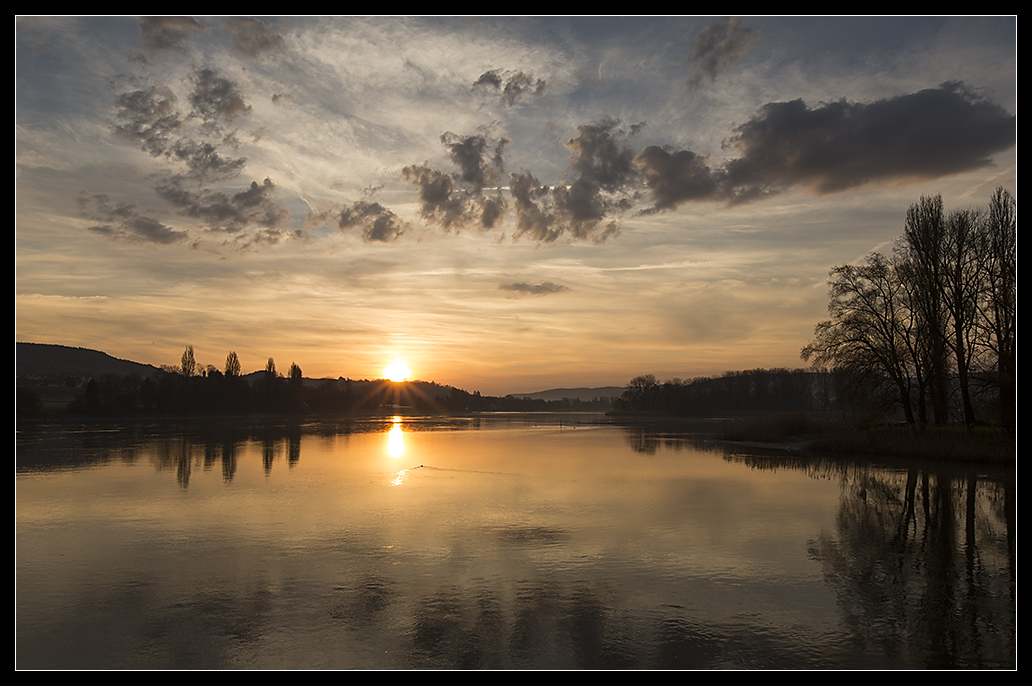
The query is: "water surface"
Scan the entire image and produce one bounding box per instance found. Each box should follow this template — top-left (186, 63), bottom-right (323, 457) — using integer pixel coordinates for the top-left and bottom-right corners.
top-left (16, 416), bottom-right (1015, 669)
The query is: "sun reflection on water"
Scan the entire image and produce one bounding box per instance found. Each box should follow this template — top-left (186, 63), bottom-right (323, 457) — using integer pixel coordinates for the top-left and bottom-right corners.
top-left (386, 416), bottom-right (405, 459)
top-left (387, 416), bottom-right (408, 485)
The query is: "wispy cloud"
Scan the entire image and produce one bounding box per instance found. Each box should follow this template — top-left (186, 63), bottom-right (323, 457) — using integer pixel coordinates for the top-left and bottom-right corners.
top-left (686, 17), bottom-right (761, 90)
top-left (221, 17), bottom-right (286, 60)
top-left (137, 16), bottom-right (208, 54)
top-left (78, 193), bottom-right (188, 245)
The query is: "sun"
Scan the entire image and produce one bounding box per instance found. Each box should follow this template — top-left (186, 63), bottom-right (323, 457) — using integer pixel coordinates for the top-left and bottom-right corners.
top-left (383, 360), bottom-right (412, 382)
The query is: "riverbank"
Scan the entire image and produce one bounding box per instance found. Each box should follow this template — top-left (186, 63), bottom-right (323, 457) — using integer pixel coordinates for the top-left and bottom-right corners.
top-left (716, 413), bottom-right (1014, 463)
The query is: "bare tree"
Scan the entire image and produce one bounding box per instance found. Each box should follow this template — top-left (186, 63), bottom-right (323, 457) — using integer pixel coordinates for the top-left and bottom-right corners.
top-left (979, 187), bottom-right (1016, 429)
top-left (901, 195), bottom-right (950, 425)
top-left (802, 253), bottom-right (920, 426)
top-left (806, 189), bottom-right (1015, 430)
top-left (942, 208), bottom-right (983, 428)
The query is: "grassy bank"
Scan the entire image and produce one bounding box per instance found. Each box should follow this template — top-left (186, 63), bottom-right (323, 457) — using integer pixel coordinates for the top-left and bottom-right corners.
top-left (719, 413), bottom-right (1015, 463)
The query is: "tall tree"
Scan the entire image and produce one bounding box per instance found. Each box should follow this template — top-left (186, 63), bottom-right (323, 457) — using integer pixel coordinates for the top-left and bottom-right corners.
top-left (181, 345), bottom-right (196, 378)
top-left (980, 187), bottom-right (1016, 429)
top-left (942, 208), bottom-right (982, 428)
top-left (902, 195), bottom-right (950, 425)
top-left (225, 351), bottom-right (241, 377)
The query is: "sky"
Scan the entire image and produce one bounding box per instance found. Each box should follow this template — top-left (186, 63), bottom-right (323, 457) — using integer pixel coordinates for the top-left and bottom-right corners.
top-left (15, 16), bottom-right (1016, 396)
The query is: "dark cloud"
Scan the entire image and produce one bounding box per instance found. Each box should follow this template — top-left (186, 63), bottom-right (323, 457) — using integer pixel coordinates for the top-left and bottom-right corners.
top-left (110, 73), bottom-right (248, 182)
top-left (686, 17), bottom-right (761, 90)
top-left (635, 146), bottom-right (719, 210)
top-left (400, 124), bottom-right (633, 242)
top-left (167, 140), bottom-right (247, 183)
top-left (189, 68), bottom-right (252, 131)
top-left (111, 86), bottom-right (182, 156)
top-left (565, 118), bottom-right (641, 191)
top-left (78, 193), bottom-right (188, 245)
top-left (222, 17), bottom-right (286, 60)
top-left (400, 165), bottom-right (469, 230)
top-left (721, 82), bottom-right (1017, 198)
top-left (155, 177), bottom-right (290, 238)
top-left (499, 281), bottom-right (570, 296)
top-left (442, 132), bottom-right (508, 188)
top-left (509, 172), bottom-right (561, 243)
top-left (479, 195), bottom-right (507, 230)
top-left (338, 200), bottom-right (405, 243)
top-left (401, 133), bottom-right (511, 232)
top-left (635, 83), bottom-right (1016, 210)
top-left (473, 69), bottom-right (547, 107)
top-left (545, 118), bottom-right (642, 241)
top-left (138, 17), bottom-right (208, 53)
top-left (496, 120), bottom-right (643, 244)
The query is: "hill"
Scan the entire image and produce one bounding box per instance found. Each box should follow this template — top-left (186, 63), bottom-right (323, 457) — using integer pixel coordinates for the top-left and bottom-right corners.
top-left (16, 342), bottom-right (161, 384)
top-left (508, 386), bottom-right (626, 402)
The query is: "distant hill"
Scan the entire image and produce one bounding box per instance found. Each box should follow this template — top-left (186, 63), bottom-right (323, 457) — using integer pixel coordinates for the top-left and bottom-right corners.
top-left (509, 386), bottom-right (626, 402)
top-left (16, 342), bottom-right (161, 383)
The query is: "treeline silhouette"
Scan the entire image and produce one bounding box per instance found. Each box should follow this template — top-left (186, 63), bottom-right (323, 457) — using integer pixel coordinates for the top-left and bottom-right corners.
top-left (802, 187), bottom-right (1015, 430)
top-left (612, 368), bottom-right (837, 417)
top-left (61, 346), bottom-right (616, 417)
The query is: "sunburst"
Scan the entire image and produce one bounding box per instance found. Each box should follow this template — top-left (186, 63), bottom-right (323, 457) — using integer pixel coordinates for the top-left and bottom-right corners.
top-left (383, 360), bottom-right (412, 382)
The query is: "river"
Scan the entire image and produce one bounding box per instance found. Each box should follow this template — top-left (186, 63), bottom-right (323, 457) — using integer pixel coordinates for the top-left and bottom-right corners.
top-left (15, 415), bottom-right (1015, 669)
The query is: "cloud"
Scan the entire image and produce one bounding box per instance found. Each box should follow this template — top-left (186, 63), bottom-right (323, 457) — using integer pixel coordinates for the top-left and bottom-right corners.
top-left (397, 120), bottom-right (638, 244)
top-left (508, 172), bottom-right (561, 243)
top-left (221, 17), bottom-right (286, 60)
top-left (686, 17), bottom-right (761, 90)
top-left (499, 281), bottom-right (570, 296)
top-left (565, 118), bottom-right (642, 192)
top-left (78, 193), bottom-right (188, 245)
top-left (472, 70), bottom-right (503, 90)
top-left (137, 17), bottom-right (208, 53)
top-left (401, 133), bottom-right (511, 232)
top-left (110, 71), bottom-right (249, 182)
top-left (166, 140), bottom-right (247, 183)
top-left (188, 68), bottom-right (252, 132)
top-left (635, 82), bottom-right (1016, 210)
top-left (155, 177), bottom-right (290, 239)
top-left (442, 132), bottom-right (508, 188)
top-left (635, 146), bottom-right (720, 211)
top-left (338, 200), bottom-right (405, 242)
top-left (514, 118), bottom-right (641, 242)
top-left (721, 82), bottom-right (1017, 198)
top-left (401, 165), bottom-right (471, 230)
top-left (473, 69), bottom-right (547, 107)
top-left (111, 85), bottom-right (183, 156)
